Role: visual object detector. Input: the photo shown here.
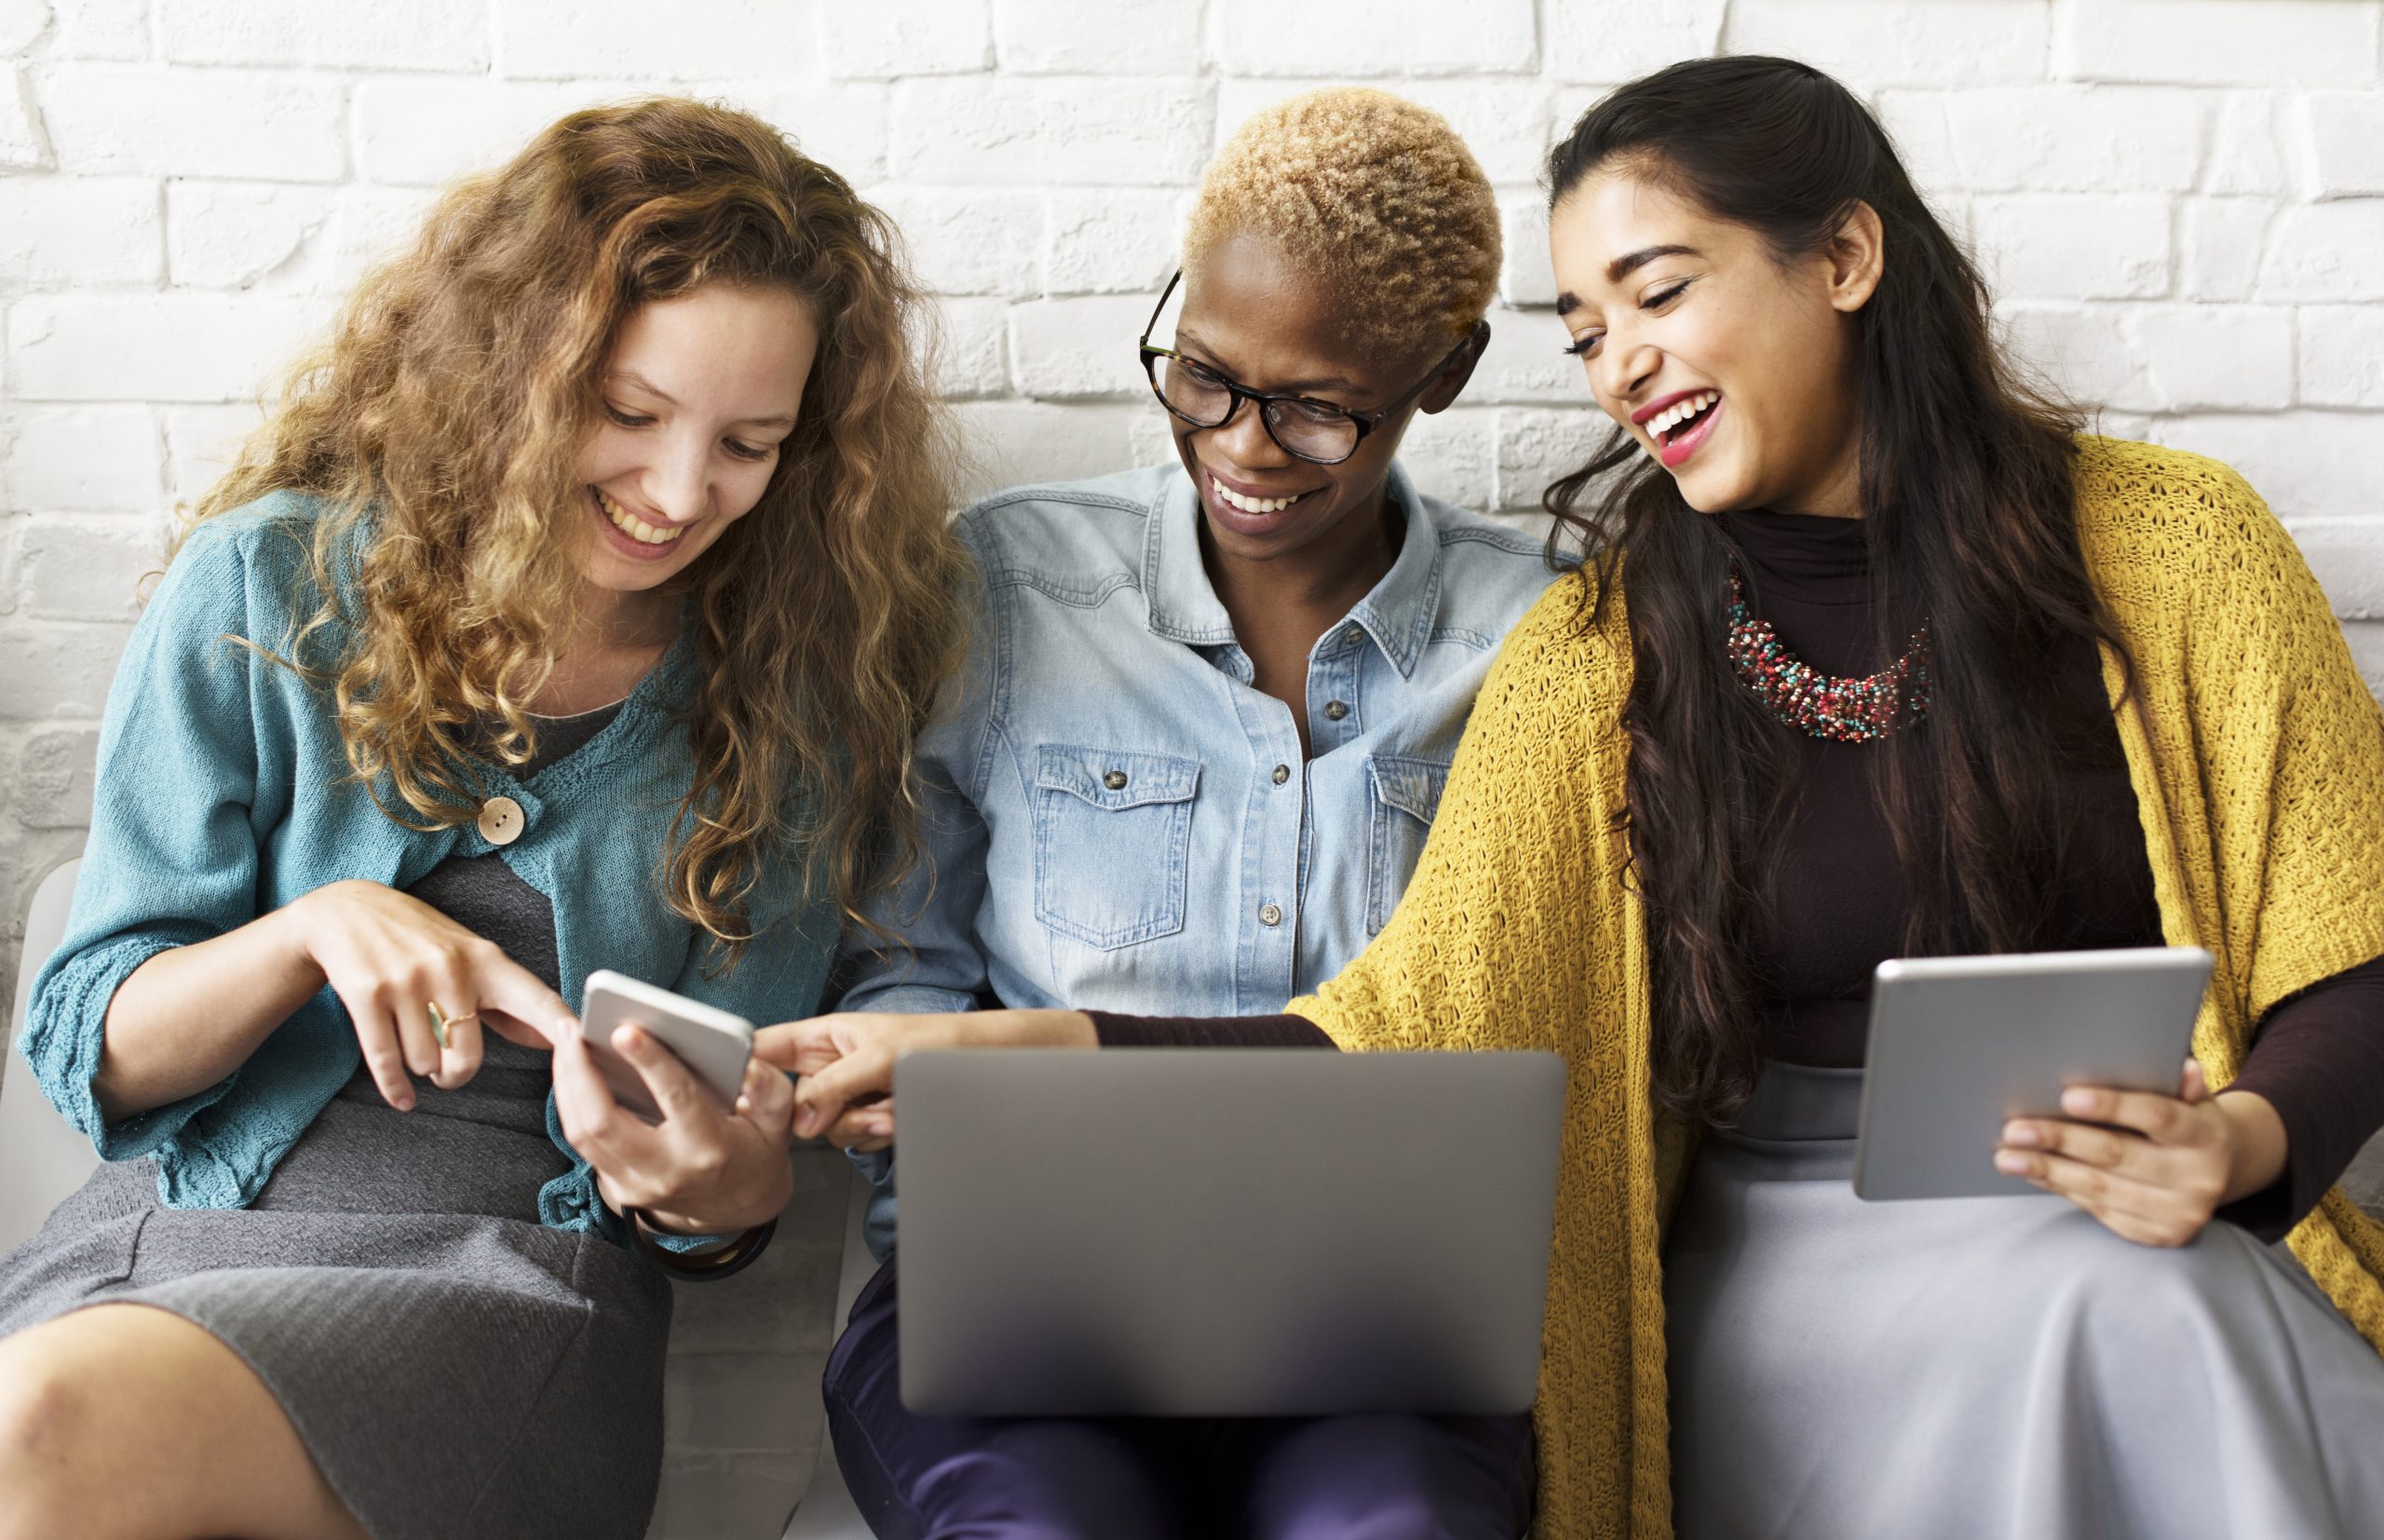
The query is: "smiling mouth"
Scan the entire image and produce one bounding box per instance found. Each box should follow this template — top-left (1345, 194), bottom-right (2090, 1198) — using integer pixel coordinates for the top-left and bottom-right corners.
top-left (1209, 475), bottom-right (1314, 516)
top-left (594, 488), bottom-right (684, 546)
top-left (1647, 390), bottom-right (1720, 449)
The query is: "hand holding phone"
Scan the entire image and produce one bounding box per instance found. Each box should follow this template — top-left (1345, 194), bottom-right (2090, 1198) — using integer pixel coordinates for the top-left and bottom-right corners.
top-left (553, 971), bottom-right (793, 1236)
top-left (577, 969), bottom-right (755, 1124)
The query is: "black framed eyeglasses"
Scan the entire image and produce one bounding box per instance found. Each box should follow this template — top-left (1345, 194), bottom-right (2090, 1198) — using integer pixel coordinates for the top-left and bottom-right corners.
top-left (1135, 270), bottom-right (1487, 466)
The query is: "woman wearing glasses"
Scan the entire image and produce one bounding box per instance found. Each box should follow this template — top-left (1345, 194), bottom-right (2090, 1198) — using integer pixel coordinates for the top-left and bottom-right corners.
top-left (818, 88), bottom-right (1555, 1537)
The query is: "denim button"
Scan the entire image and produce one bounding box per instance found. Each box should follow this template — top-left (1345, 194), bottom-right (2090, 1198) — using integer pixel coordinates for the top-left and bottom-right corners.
top-left (1322, 700), bottom-right (1348, 722)
top-left (1271, 763), bottom-right (1291, 785)
top-left (1259, 902), bottom-right (1282, 926)
top-left (1032, 745), bottom-right (1200, 950)
top-left (1342, 625), bottom-right (1364, 645)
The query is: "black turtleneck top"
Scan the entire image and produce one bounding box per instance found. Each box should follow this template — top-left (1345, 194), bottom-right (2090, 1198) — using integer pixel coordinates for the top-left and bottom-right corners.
top-left (1718, 508), bottom-right (2161, 1066)
top-left (1713, 510), bottom-right (2384, 1234)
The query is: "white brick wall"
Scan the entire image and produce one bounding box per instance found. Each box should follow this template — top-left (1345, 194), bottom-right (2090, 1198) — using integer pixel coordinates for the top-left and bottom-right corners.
top-left (4, 4), bottom-right (2383, 1528)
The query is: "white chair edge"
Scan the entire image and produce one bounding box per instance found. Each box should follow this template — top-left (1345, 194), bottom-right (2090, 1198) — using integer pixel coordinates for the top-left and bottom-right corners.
top-left (3, 857), bottom-right (97, 1255)
top-left (7, 855), bottom-right (81, 1047)
top-left (779, 1162), bottom-right (877, 1537)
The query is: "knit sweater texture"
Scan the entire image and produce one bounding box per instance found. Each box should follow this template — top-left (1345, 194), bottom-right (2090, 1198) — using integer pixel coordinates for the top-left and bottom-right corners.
top-left (18, 494), bottom-right (837, 1240)
top-left (1288, 439), bottom-right (2384, 1539)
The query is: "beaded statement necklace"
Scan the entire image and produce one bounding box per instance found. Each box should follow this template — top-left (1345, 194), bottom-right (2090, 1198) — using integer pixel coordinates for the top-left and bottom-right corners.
top-left (1725, 561), bottom-right (1930, 743)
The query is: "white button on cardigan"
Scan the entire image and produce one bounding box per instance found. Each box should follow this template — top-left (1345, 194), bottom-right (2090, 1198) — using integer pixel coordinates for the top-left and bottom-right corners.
top-left (477, 795), bottom-right (525, 845)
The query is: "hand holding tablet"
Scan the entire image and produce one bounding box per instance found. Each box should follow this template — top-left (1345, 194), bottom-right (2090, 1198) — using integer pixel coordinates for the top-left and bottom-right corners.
top-left (1995, 1056), bottom-right (2292, 1247)
top-left (1852, 948), bottom-right (2215, 1201)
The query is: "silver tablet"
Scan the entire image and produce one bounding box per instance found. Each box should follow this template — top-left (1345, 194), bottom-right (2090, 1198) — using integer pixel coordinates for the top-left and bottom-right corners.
top-left (1852, 946), bottom-right (2213, 1201)
top-left (892, 1047), bottom-right (1565, 1418)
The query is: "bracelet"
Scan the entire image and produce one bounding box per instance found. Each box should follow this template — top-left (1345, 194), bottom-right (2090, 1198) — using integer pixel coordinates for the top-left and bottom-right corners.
top-left (626, 1209), bottom-right (778, 1282)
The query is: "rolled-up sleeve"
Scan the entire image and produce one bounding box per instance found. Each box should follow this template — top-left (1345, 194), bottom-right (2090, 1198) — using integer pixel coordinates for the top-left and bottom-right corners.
top-left (20, 524), bottom-right (271, 1158)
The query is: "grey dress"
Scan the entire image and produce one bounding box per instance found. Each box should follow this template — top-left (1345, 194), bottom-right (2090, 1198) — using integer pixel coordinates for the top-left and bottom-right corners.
top-left (0, 705), bottom-right (673, 1540)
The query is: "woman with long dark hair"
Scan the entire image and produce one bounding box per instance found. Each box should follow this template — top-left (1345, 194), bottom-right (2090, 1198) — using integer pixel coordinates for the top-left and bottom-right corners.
top-left (770, 57), bottom-right (2384, 1538)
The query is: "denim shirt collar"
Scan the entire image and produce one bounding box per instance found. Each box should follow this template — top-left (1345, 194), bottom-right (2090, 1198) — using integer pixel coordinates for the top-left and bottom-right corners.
top-left (1139, 462), bottom-right (1443, 680)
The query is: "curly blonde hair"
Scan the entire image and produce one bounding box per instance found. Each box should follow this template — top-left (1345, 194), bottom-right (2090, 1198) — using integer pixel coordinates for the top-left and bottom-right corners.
top-left (186, 97), bottom-right (970, 966)
top-left (1183, 88), bottom-right (1502, 365)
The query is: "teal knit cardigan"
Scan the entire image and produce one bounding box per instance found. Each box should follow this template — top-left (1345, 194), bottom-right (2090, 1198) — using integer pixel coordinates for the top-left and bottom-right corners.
top-left (18, 493), bottom-right (835, 1240)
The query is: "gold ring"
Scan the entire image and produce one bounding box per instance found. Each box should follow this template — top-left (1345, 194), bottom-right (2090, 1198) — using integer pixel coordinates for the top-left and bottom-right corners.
top-left (427, 1003), bottom-right (478, 1050)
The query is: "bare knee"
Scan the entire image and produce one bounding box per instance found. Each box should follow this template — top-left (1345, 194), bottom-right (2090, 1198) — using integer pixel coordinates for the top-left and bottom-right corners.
top-left (0, 1336), bottom-right (103, 1540)
top-left (0, 1305), bottom-right (368, 1540)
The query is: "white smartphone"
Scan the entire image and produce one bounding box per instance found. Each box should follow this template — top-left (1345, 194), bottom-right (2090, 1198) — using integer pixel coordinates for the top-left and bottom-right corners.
top-left (577, 969), bottom-right (756, 1123)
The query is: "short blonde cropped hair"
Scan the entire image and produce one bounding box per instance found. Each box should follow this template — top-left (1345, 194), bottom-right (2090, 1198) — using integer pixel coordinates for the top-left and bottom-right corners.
top-left (1184, 87), bottom-right (1502, 367)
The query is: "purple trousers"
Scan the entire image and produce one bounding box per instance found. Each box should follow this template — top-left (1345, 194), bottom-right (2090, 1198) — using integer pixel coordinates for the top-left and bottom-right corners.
top-left (822, 1262), bottom-right (1536, 1540)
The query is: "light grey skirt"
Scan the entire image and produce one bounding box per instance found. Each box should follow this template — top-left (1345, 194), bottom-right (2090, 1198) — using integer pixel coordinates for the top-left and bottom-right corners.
top-left (0, 1041), bottom-right (672, 1540)
top-left (1664, 1060), bottom-right (2384, 1540)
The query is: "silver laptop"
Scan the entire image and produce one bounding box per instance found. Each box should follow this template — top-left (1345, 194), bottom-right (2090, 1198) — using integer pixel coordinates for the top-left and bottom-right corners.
top-left (892, 1048), bottom-right (1565, 1418)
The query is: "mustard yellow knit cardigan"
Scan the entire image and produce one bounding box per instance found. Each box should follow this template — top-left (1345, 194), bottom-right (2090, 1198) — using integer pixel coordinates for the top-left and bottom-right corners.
top-left (1291, 439), bottom-right (2384, 1540)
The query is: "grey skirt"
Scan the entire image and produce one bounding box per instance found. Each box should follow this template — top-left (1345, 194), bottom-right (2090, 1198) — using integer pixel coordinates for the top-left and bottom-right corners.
top-left (1663, 1060), bottom-right (2384, 1540)
top-left (0, 1041), bottom-right (672, 1540)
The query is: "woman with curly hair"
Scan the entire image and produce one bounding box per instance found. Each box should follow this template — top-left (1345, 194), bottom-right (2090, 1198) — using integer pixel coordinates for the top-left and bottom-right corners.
top-left (809, 88), bottom-right (1555, 1538)
top-left (0, 98), bottom-right (967, 1540)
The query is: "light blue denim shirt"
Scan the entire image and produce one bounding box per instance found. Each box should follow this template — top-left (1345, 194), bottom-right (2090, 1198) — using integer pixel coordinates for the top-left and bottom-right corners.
top-left (840, 462), bottom-right (1561, 1253)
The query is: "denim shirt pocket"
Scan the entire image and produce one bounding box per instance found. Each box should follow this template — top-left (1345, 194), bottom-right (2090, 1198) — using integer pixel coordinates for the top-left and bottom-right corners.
top-left (1364, 753), bottom-right (1451, 936)
top-left (1031, 745), bottom-right (1203, 949)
